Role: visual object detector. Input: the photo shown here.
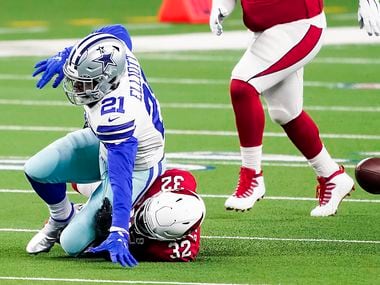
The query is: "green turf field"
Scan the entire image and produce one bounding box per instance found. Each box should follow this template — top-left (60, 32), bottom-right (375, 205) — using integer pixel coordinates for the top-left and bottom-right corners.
top-left (0, 1), bottom-right (379, 285)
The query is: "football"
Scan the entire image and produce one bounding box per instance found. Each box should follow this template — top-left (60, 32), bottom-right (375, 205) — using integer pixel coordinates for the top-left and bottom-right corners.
top-left (355, 157), bottom-right (380, 194)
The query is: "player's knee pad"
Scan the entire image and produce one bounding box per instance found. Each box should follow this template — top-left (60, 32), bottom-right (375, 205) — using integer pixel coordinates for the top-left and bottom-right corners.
top-left (264, 100), bottom-right (302, 125)
top-left (25, 129), bottom-right (99, 183)
top-left (267, 107), bottom-right (301, 125)
top-left (60, 217), bottom-right (96, 256)
top-left (61, 184), bottom-right (109, 256)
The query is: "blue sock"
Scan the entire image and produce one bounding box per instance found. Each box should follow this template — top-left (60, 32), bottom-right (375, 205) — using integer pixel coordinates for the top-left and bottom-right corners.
top-left (25, 173), bottom-right (66, 204)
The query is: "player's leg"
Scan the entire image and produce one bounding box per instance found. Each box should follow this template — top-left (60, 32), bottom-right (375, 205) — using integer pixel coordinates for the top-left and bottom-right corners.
top-left (226, 16), bottom-right (325, 211)
top-left (263, 69), bottom-right (354, 217)
top-left (59, 180), bottom-right (109, 256)
top-left (224, 79), bottom-right (265, 211)
top-left (71, 181), bottom-right (101, 197)
top-left (59, 158), bottom-right (166, 256)
top-left (25, 128), bottom-right (100, 254)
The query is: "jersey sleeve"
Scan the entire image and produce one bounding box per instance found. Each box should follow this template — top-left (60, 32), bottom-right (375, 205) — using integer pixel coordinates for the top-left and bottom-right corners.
top-left (93, 24), bottom-right (132, 51)
top-left (107, 138), bottom-right (138, 231)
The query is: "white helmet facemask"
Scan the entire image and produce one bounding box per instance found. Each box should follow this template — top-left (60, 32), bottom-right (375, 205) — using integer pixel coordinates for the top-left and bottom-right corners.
top-left (63, 33), bottom-right (126, 105)
top-left (133, 189), bottom-right (206, 241)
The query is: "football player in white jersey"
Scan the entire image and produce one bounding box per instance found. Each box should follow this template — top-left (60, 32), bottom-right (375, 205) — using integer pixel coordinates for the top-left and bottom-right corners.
top-left (24, 25), bottom-right (165, 268)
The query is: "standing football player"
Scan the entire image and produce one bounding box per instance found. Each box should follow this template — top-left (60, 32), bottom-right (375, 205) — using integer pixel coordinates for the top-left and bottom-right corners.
top-left (25, 24), bottom-right (165, 267)
top-left (209, 0), bottom-right (380, 216)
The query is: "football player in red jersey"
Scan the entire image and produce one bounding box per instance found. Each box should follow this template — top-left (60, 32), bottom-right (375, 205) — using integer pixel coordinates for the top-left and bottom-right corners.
top-left (209, 0), bottom-right (380, 216)
top-left (73, 168), bottom-right (205, 262)
top-left (129, 168), bottom-right (203, 262)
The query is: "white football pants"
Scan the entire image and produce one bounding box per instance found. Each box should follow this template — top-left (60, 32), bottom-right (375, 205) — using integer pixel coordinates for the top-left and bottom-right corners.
top-left (231, 13), bottom-right (327, 125)
top-left (24, 128), bottom-right (166, 256)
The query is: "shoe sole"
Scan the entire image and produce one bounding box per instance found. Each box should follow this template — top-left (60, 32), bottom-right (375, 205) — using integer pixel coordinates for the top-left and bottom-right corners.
top-left (225, 195), bottom-right (264, 212)
top-left (27, 247), bottom-right (52, 255)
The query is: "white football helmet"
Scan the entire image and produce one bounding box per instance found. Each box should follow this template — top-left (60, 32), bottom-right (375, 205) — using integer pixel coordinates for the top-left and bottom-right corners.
top-left (63, 33), bottom-right (126, 105)
top-left (134, 189), bottom-right (206, 241)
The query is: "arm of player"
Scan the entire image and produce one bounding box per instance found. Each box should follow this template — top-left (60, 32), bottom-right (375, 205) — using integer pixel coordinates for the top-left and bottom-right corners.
top-left (94, 24), bottom-right (132, 51)
top-left (33, 24), bottom-right (132, 89)
top-left (358, 0), bottom-right (380, 36)
top-left (209, 0), bottom-right (237, 36)
top-left (88, 138), bottom-right (139, 268)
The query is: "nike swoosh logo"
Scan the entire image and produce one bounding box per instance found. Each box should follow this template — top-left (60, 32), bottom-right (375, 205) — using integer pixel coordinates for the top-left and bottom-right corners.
top-left (108, 116), bottom-right (120, 122)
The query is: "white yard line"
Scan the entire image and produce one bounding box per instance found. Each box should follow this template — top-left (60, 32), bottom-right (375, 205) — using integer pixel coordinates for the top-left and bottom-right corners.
top-left (330, 13), bottom-right (357, 20)
top-left (165, 130), bottom-right (380, 140)
top-left (0, 27), bottom-right (47, 34)
top-left (313, 57), bottom-right (380, 65)
top-left (0, 99), bottom-right (72, 106)
top-left (1, 228), bottom-right (379, 244)
top-left (201, 194), bottom-right (380, 203)
top-left (138, 53), bottom-right (380, 65)
top-left (1, 74), bottom-right (380, 90)
top-left (0, 99), bottom-right (379, 113)
top-left (0, 153), bottom-right (337, 170)
top-left (201, 236), bottom-right (380, 244)
top-left (1, 189), bottom-right (379, 203)
top-left (0, 125), bottom-right (378, 140)
top-left (0, 125), bottom-right (379, 140)
top-left (0, 27), bottom-right (379, 56)
top-left (0, 277), bottom-right (248, 285)
top-left (0, 125), bottom-right (79, 132)
top-left (138, 53), bottom-right (380, 64)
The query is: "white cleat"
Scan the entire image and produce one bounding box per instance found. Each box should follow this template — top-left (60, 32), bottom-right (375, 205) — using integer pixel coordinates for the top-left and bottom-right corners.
top-left (225, 167), bottom-right (265, 212)
top-left (310, 166), bottom-right (354, 217)
top-left (26, 204), bottom-right (76, 254)
top-left (26, 218), bottom-right (67, 254)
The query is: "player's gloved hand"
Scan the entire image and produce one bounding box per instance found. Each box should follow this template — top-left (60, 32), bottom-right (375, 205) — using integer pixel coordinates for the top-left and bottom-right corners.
top-left (209, 0), bottom-right (236, 36)
top-left (88, 230), bottom-right (138, 268)
top-left (32, 47), bottom-right (72, 89)
top-left (209, 7), bottom-right (228, 36)
top-left (358, 0), bottom-right (380, 36)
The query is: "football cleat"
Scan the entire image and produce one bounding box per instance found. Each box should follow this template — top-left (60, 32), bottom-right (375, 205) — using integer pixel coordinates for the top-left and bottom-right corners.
top-left (310, 166), bottom-right (354, 217)
top-left (225, 167), bottom-right (265, 211)
top-left (26, 205), bottom-right (76, 254)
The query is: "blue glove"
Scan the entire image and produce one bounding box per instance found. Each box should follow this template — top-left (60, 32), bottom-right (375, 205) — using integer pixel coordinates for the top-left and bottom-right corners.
top-left (32, 47), bottom-right (72, 89)
top-left (94, 24), bottom-right (132, 51)
top-left (88, 231), bottom-right (138, 268)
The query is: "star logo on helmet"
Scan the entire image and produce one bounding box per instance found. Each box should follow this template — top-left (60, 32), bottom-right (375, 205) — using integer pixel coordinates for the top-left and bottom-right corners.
top-left (93, 47), bottom-right (117, 71)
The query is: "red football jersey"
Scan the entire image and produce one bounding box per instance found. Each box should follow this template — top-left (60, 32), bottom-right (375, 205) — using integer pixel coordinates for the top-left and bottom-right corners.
top-left (241, 0), bottom-right (324, 32)
top-left (129, 168), bottom-right (201, 262)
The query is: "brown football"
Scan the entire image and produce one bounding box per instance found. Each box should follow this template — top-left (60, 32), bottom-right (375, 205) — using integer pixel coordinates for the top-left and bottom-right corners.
top-left (355, 157), bottom-right (380, 194)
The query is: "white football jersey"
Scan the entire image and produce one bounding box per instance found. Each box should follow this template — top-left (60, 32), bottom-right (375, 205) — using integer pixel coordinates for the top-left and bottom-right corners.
top-left (84, 50), bottom-right (165, 170)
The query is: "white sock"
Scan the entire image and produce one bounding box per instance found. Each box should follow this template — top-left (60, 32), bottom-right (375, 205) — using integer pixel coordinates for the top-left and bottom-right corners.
top-left (48, 196), bottom-right (73, 223)
top-left (240, 145), bottom-right (262, 173)
top-left (308, 146), bottom-right (340, 177)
